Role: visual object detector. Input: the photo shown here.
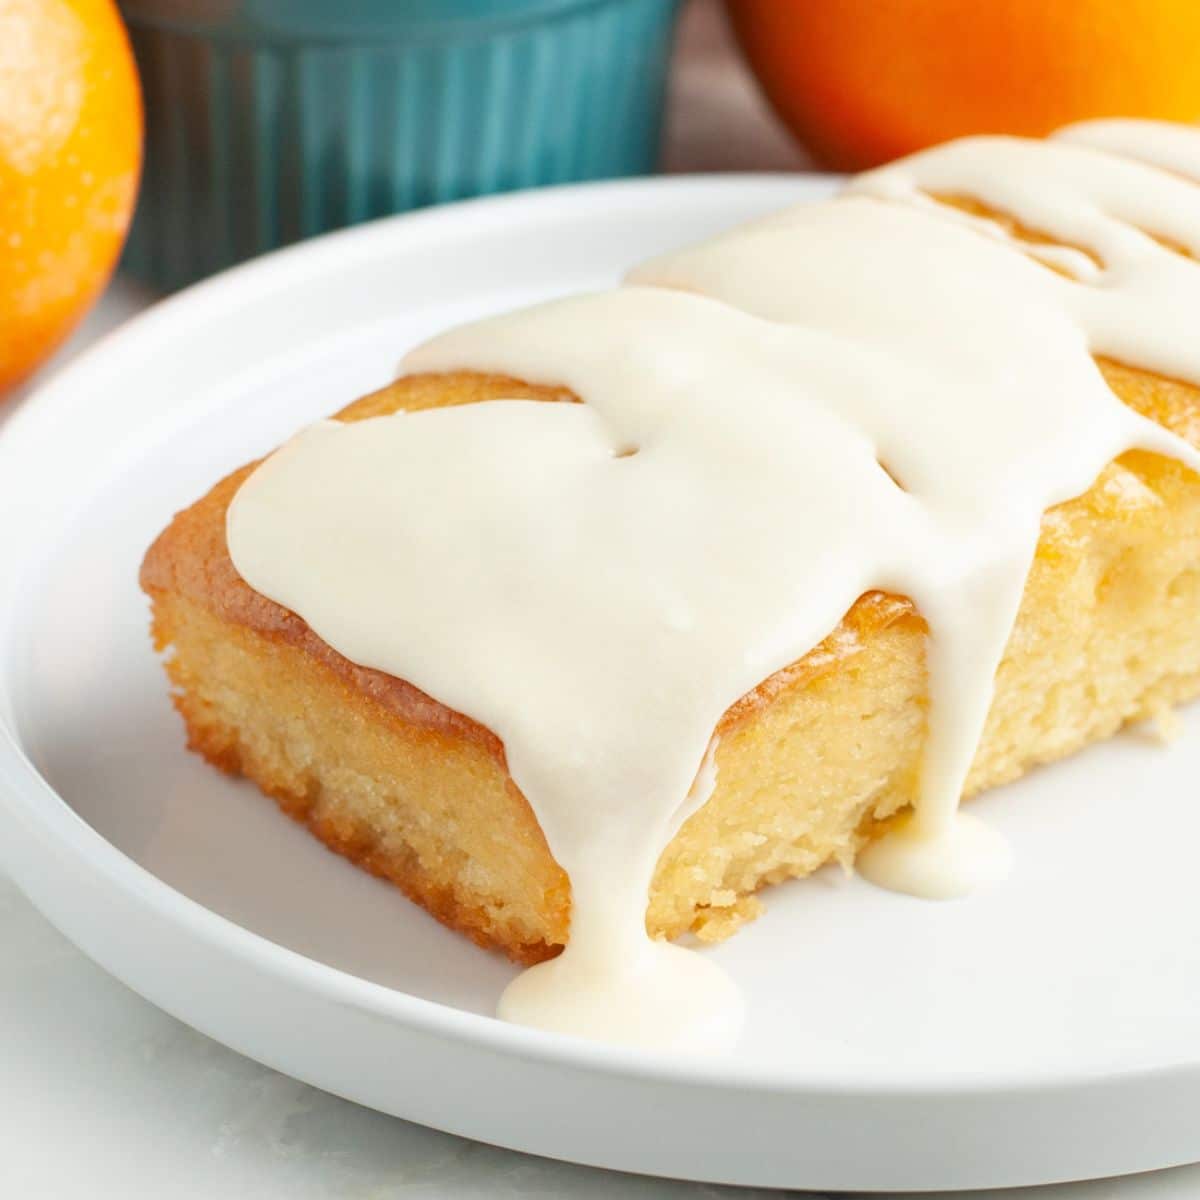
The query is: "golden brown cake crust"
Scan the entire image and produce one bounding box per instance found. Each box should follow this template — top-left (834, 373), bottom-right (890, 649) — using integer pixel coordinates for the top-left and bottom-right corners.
top-left (140, 359), bottom-right (1200, 751)
top-left (140, 370), bottom-right (920, 758)
top-left (154, 593), bottom-right (567, 962)
top-left (142, 358), bottom-right (1200, 963)
top-left (140, 370), bottom-right (927, 963)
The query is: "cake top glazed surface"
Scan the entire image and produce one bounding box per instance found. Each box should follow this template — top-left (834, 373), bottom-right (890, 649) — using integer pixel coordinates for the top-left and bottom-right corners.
top-left (227, 120), bottom-right (1200, 1051)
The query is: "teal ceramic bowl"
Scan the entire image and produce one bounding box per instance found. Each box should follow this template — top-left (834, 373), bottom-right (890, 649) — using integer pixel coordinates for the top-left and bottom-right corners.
top-left (118, 0), bottom-right (681, 290)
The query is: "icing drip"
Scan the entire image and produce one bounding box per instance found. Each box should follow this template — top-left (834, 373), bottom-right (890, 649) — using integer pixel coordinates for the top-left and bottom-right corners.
top-left (849, 134), bottom-right (1200, 385)
top-left (1058, 119), bottom-right (1200, 184)
top-left (228, 122), bottom-right (1200, 1051)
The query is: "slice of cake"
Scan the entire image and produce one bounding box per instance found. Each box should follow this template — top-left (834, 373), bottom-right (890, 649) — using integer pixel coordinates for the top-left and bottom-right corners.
top-left (141, 120), bottom-right (1200, 1047)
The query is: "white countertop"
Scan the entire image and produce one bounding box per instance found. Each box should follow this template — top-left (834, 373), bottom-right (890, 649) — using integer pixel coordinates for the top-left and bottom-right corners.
top-left (4, 7), bottom-right (1200, 1192)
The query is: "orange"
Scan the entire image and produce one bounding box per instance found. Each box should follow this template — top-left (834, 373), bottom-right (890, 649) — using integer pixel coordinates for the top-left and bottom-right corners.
top-left (726, 0), bottom-right (1200, 171)
top-left (0, 0), bottom-right (141, 396)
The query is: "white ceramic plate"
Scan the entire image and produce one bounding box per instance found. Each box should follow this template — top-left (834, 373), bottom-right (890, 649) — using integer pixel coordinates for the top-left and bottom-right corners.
top-left (2, 177), bottom-right (1199, 1194)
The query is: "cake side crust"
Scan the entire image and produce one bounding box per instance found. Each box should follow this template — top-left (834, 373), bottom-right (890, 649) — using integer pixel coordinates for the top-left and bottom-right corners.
top-left (142, 362), bottom-right (1200, 961)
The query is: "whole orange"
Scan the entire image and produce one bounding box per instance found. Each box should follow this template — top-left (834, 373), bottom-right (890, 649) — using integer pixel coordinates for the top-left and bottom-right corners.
top-left (0, 0), bottom-right (141, 396)
top-left (726, 0), bottom-right (1200, 171)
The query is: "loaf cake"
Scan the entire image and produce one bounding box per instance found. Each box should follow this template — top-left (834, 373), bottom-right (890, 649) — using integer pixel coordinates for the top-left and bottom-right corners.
top-left (141, 121), bottom-right (1200, 980)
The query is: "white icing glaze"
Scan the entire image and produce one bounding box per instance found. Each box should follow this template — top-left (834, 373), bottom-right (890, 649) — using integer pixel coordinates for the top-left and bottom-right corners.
top-left (850, 135), bottom-right (1200, 385)
top-left (227, 122), bottom-right (1200, 1051)
top-left (1059, 119), bottom-right (1200, 183)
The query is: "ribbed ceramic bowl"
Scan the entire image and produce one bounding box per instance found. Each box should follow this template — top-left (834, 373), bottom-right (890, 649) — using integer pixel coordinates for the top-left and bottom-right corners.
top-left (118, 0), bottom-right (681, 290)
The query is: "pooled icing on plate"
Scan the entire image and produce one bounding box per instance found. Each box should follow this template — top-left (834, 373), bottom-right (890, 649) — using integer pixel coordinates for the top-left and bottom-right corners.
top-left (227, 121), bottom-right (1200, 1052)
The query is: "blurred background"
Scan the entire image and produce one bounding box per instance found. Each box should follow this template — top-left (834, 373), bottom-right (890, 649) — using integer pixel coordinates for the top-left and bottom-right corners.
top-left (117, 0), bottom-right (807, 290)
top-left (3, 0), bottom-right (1199, 398)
